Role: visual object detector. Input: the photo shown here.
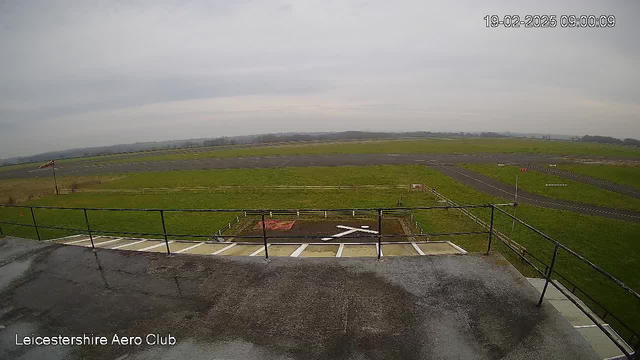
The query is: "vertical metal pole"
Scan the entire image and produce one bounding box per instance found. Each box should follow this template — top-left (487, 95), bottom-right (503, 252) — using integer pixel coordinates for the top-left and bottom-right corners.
top-left (30, 207), bottom-right (41, 241)
top-left (160, 210), bottom-right (170, 255)
top-left (487, 205), bottom-right (495, 254)
top-left (52, 161), bottom-right (59, 195)
top-left (261, 212), bottom-right (269, 259)
top-left (83, 209), bottom-right (95, 249)
top-left (537, 244), bottom-right (560, 307)
top-left (377, 209), bottom-right (382, 259)
top-left (0, 219), bottom-right (3, 236)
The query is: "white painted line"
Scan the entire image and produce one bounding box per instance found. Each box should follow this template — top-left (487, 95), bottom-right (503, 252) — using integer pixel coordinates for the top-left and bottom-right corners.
top-left (336, 243), bottom-right (345, 257)
top-left (211, 243), bottom-right (237, 255)
top-left (336, 225), bottom-right (378, 234)
top-left (446, 241), bottom-right (468, 254)
top-left (139, 241), bottom-right (173, 252)
top-left (46, 234), bottom-right (84, 242)
top-left (376, 243), bottom-right (384, 257)
top-left (412, 242), bottom-right (426, 256)
top-left (250, 244), bottom-right (270, 256)
top-left (175, 242), bottom-right (205, 254)
top-left (290, 244), bottom-right (309, 257)
top-left (574, 324), bottom-right (608, 329)
top-left (93, 238), bottom-right (124, 247)
top-left (112, 240), bottom-right (146, 249)
top-left (65, 236), bottom-right (102, 245)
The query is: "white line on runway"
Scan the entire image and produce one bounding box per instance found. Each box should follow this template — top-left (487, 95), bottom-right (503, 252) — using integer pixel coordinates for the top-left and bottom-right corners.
top-left (112, 240), bottom-right (146, 249)
top-left (290, 244), bottom-right (309, 257)
top-left (175, 242), bottom-right (205, 254)
top-left (336, 243), bottom-right (345, 257)
top-left (250, 244), bottom-right (270, 256)
top-left (211, 243), bottom-right (236, 255)
top-left (139, 241), bottom-right (173, 252)
top-left (65, 236), bottom-right (102, 245)
top-left (412, 242), bottom-right (425, 255)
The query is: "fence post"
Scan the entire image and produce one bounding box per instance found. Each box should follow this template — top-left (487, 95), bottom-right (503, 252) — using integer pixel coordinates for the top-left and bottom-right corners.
top-left (160, 210), bottom-right (170, 255)
top-left (487, 205), bottom-right (495, 254)
top-left (377, 209), bottom-right (382, 259)
top-left (83, 209), bottom-right (95, 249)
top-left (261, 212), bottom-right (269, 259)
top-left (0, 218), bottom-right (3, 236)
top-left (30, 207), bottom-right (41, 241)
top-left (537, 244), bottom-right (560, 307)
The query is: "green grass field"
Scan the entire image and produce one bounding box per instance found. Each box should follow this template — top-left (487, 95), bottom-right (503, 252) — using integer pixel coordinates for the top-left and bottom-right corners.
top-left (1, 164), bottom-right (638, 338)
top-left (560, 164), bottom-right (640, 190)
top-left (462, 164), bottom-right (640, 212)
top-left (88, 138), bottom-right (640, 165)
top-left (3, 138), bottom-right (639, 173)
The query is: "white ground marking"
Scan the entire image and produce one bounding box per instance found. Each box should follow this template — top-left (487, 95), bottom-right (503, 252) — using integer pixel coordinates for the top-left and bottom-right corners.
top-left (446, 241), bottom-right (468, 254)
top-left (336, 244), bottom-right (345, 257)
top-left (93, 238), bottom-right (124, 247)
top-left (65, 236), bottom-right (103, 245)
top-left (290, 244), bottom-right (309, 257)
top-left (211, 243), bottom-right (236, 255)
top-left (249, 244), bottom-right (270, 256)
top-left (361, 225), bottom-right (370, 229)
top-left (412, 242), bottom-right (426, 256)
top-left (321, 225), bottom-right (379, 241)
top-left (138, 241), bottom-right (173, 252)
top-left (45, 234), bottom-right (84, 242)
top-left (376, 243), bottom-right (384, 257)
top-left (112, 240), bottom-right (147, 249)
top-left (175, 242), bottom-right (205, 254)
top-left (574, 324), bottom-right (608, 329)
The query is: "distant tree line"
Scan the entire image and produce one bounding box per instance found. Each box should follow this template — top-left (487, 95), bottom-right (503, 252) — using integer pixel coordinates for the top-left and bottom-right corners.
top-left (7, 130), bottom-right (637, 166)
top-left (580, 135), bottom-right (640, 146)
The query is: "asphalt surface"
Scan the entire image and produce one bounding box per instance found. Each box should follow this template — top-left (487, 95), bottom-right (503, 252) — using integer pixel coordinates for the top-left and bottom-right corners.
top-left (521, 163), bottom-right (640, 199)
top-left (430, 165), bottom-right (640, 223)
top-left (1, 153), bottom-right (568, 179)
top-left (0, 237), bottom-right (599, 360)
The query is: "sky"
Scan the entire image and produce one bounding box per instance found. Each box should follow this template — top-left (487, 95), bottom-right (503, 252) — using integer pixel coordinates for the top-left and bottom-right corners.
top-left (1, 0), bottom-right (639, 158)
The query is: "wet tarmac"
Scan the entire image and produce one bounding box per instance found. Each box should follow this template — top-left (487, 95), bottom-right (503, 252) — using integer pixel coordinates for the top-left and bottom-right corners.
top-left (0, 236), bottom-right (599, 360)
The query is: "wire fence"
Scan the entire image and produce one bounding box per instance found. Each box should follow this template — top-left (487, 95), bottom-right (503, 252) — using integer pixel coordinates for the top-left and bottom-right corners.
top-left (60, 184), bottom-right (414, 195)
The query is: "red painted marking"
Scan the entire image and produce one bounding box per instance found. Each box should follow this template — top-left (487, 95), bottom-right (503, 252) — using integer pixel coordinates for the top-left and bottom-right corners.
top-left (255, 220), bottom-right (296, 230)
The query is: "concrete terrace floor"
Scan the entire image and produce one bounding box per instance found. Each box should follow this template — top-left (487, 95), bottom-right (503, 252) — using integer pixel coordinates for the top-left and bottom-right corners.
top-left (0, 237), bottom-right (599, 360)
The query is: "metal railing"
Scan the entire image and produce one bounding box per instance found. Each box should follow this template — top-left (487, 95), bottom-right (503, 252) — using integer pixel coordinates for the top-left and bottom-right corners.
top-left (492, 206), bottom-right (639, 359)
top-left (0, 204), bottom-right (500, 260)
top-left (0, 202), bottom-right (637, 358)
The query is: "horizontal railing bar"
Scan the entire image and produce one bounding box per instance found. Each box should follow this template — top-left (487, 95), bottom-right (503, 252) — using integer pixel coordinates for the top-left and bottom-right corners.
top-left (494, 206), bottom-right (640, 301)
top-left (0, 204), bottom-right (506, 212)
top-left (549, 279), bottom-right (634, 359)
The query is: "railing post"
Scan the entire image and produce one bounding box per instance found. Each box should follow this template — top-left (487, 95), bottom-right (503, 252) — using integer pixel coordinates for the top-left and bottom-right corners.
top-left (377, 209), bottom-right (382, 259)
top-left (537, 244), bottom-right (560, 307)
top-left (83, 209), bottom-right (95, 249)
top-left (30, 207), bottom-right (41, 241)
top-left (261, 211), bottom-right (269, 259)
top-left (0, 218), bottom-right (4, 236)
top-left (487, 205), bottom-right (495, 254)
top-left (160, 210), bottom-right (170, 255)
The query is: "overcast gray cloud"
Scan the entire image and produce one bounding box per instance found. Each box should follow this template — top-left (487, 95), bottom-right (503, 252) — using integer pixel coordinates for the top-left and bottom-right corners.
top-left (1, 0), bottom-right (639, 157)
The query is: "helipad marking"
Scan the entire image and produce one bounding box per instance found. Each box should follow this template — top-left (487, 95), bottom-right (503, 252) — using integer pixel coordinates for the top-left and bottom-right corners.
top-left (112, 240), bottom-right (146, 249)
top-left (412, 242), bottom-right (426, 255)
top-left (290, 244), bottom-right (309, 257)
top-left (175, 242), bottom-right (205, 254)
top-left (211, 243), bottom-right (236, 255)
top-left (93, 238), bottom-right (124, 247)
top-left (249, 244), bottom-right (270, 256)
top-left (336, 243), bottom-right (345, 257)
top-left (321, 225), bottom-right (378, 241)
top-left (139, 241), bottom-right (173, 252)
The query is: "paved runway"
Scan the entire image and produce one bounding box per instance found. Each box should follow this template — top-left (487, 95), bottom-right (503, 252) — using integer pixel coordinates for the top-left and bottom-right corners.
top-left (430, 165), bottom-right (640, 223)
top-left (1, 153), bottom-right (567, 179)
